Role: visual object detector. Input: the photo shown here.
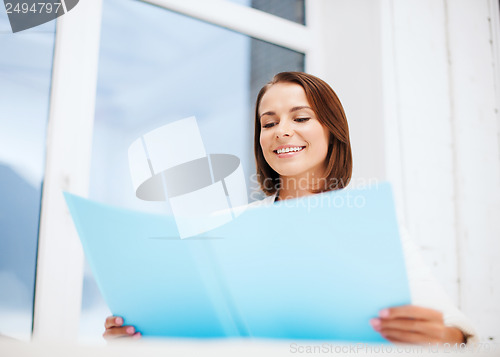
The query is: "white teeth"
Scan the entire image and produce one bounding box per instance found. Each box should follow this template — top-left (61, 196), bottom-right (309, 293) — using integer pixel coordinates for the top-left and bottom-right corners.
top-left (277, 146), bottom-right (303, 154)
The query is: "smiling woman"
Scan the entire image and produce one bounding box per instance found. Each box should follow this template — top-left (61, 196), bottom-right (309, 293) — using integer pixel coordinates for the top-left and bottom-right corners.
top-left (259, 83), bottom-right (331, 190)
top-left (254, 72), bottom-right (352, 199)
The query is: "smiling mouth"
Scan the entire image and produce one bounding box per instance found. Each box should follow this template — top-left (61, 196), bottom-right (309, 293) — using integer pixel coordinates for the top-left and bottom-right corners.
top-left (273, 146), bottom-right (306, 155)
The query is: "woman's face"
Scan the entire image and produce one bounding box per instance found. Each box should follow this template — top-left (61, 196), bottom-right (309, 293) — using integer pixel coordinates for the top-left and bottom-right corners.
top-left (259, 82), bottom-right (330, 182)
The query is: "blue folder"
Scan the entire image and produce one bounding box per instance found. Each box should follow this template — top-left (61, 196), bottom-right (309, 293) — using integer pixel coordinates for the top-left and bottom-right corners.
top-left (64, 183), bottom-right (410, 342)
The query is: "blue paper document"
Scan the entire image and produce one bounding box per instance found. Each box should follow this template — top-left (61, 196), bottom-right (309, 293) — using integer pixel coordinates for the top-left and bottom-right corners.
top-left (64, 183), bottom-right (410, 342)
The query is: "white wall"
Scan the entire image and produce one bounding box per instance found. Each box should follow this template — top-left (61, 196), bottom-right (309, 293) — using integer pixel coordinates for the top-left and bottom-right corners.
top-left (316, 0), bottom-right (500, 342)
top-left (443, 0), bottom-right (500, 342)
top-left (311, 0), bottom-right (386, 183)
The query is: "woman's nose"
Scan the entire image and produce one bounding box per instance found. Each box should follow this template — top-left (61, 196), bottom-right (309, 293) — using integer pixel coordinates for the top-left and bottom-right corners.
top-left (275, 120), bottom-right (293, 138)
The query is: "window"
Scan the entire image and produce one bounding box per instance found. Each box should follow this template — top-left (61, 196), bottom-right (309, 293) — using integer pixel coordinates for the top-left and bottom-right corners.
top-left (79, 0), bottom-right (305, 341)
top-left (0, 11), bottom-right (55, 339)
top-left (229, 0), bottom-right (305, 25)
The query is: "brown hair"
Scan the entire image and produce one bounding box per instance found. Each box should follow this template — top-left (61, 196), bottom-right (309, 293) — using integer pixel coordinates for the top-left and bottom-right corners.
top-left (254, 71), bottom-right (352, 195)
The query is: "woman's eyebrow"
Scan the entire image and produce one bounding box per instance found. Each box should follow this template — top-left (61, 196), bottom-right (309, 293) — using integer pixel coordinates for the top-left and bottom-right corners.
top-left (260, 106), bottom-right (312, 118)
top-left (259, 111), bottom-right (275, 118)
top-left (290, 106), bottom-right (312, 112)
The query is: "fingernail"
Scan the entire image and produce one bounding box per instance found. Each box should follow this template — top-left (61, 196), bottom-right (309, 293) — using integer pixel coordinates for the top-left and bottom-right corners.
top-left (115, 317), bottom-right (123, 326)
top-left (132, 332), bottom-right (141, 339)
top-left (379, 309), bottom-right (390, 318)
top-left (126, 326), bottom-right (135, 334)
top-left (370, 318), bottom-right (381, 331)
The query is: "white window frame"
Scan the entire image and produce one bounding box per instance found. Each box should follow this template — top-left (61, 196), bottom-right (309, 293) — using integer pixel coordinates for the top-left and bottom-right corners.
top-left (32, 0), bottom-right (104, 341)
top-left (33, 0), bottom-right (322, 340)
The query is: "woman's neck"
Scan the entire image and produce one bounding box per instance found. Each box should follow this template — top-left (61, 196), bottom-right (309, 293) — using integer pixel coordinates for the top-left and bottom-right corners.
top-left (276, 174), bottom-right (327, 201)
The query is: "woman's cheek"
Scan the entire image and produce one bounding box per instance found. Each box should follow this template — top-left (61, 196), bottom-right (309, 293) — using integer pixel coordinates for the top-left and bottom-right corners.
top-left (259, 133), bottom-right (265, 149)
top-left (260, 132), bottom-right (272, 151)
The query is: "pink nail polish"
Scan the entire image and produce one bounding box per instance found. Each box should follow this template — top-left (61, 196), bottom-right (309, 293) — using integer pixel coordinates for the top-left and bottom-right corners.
top-left (116, 317), bottom-right (123, 326)
top-left (379, 309), bottom-right (390, 318)
top-left (126, 326), bottom-right (135, 334)
top-left (133, 332), bottom-right (141, 339)
top-left (370, 318), bottom-right (381, 331)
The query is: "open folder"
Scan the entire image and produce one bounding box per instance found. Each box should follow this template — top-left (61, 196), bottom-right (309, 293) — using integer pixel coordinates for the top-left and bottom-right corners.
top-left (64, 183), bottom-right (410, 342)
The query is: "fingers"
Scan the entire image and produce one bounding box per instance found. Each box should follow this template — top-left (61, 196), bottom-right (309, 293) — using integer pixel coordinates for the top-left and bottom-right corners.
top-left (103, 316), bottom-right (141, 340)
top-left (371, 317), bottom-right (445, 337)
top-left (380, 329), bottom-right (441, 345)
top-left (370, 306), bottom-right (457, 345)
top-left (378, 305), bottom-right (443, 322)
top-left (371, 318), bottom-right (445, 343)
top-left (105, 316), bottom-right (124, 329)
top-left (103, 326), bottom-right (140, 339)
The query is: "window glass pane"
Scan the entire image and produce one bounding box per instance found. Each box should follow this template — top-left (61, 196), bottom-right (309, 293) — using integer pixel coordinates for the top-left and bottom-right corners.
top-left (228, 0), bottom-right (306, 25)
top-left (0, 10), bottom-right (55, 340)
top-left (80, 0), bottom-right (304, 342)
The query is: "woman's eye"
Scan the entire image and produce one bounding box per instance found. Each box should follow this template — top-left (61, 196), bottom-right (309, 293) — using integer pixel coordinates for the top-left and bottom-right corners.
top-left (262, 122), bottom-right (276, 128)
top-left (295, 117), bottom-right (310, 123)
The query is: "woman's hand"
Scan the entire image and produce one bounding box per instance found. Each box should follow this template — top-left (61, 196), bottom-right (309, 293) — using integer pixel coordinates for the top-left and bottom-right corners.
top-left (103, 316), bottom-right (141, 340)
top-left (370, 305), bottom-right (465, 345)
